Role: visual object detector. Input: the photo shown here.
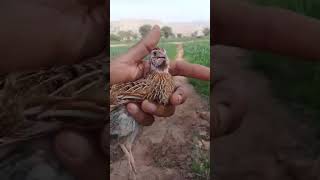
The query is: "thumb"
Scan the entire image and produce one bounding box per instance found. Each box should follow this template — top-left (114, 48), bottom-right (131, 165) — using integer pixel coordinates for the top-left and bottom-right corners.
top-left (54, 130), bottom-right (106, 180)
top-left (123, 25), bottom-right (161, 63)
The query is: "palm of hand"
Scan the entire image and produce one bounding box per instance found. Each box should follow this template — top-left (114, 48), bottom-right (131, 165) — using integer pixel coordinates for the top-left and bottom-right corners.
top-left (110, 58), bottom-right (147, 85)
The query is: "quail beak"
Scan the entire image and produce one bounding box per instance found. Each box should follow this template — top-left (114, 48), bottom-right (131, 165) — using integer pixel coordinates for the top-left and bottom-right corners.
top-left (157, 58), bottom-right (169, 71)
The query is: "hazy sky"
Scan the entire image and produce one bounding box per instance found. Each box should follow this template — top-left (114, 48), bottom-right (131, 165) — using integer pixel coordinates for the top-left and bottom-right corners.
top-left (111, 0), bottom-right (210, 22)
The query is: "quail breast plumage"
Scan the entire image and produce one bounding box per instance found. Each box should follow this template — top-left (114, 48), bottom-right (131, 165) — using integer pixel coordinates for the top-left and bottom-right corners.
top-left (110, 47), bottom-right (175, 175)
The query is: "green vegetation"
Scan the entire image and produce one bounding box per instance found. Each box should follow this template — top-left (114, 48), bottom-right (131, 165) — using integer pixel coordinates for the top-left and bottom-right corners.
top-left (111, 24), bottom-right (209, 44)
top-left (191, 134), bottom-right (210, 180)
top-left (250, 0), bottom-right (320, 150)
top-left (158, 43), bottom-right (177, 60)
top-left (184, 40), bottom-right (210, 97)
top-left (191, 154), bottom-right (209, 179)
top-left (110, 34), bottom-right (121, 41)
top-left (139, 24), bottom-right (152, 38)
top-left (110, 46), bottom-right (129, 58)
top-left (202, 28), bottom-right (210, 37)
top-left (159, 37), bottom-right (209, 43)
top-left (160, 26), bottom-right (174, 38)
top-left (110, 42), bottom-right (177, 60)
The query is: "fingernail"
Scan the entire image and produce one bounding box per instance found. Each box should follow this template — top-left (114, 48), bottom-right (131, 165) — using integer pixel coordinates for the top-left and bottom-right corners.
top-left (145, 101), bottom-right (157, 113)
top-left (127, 104), bottom-right (139, 114)
top-left (176, 95), bottom-right (182, 104)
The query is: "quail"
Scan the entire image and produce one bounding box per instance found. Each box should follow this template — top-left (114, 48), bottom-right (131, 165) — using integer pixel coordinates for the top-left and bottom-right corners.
top-left (110, 47), bottom-right (175, 175)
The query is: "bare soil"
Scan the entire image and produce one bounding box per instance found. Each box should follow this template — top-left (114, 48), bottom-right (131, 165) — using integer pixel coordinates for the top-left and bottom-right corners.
top-left (110, 44), bottom-right (210, 180)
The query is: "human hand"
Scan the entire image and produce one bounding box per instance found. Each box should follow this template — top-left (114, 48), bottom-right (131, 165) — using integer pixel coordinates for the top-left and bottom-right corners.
top-left (213, 0), bottom-right (320, 60)
top-left (211, 64), bottom-right (248, 138)
top-left (110, 25), bottom-right (210, 125)
top-left (54, 131), bottom-right (106, 180)
top-left (0, 0), bottom-right (107, 73)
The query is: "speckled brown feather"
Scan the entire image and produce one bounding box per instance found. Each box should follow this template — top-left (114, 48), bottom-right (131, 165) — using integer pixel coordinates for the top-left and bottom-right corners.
top-left (110, 71), bottom-right (174, 110)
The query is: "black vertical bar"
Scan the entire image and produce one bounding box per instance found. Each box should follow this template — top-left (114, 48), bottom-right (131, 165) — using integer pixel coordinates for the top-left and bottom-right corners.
top-left (210, 1), bottom-right (214, 179)
top-left (105, 0), bottom-right (110, 180)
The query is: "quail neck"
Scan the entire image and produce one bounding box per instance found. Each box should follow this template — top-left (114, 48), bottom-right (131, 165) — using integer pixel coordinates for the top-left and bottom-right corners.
top-left (149, 48), bottom-right (170, 73)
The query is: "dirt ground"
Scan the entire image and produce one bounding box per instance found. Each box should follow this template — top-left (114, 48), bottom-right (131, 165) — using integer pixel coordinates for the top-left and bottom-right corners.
top-left (213, 45), bottom-right (320, 180)
top-left (110, 44), bottom-right (210, 180)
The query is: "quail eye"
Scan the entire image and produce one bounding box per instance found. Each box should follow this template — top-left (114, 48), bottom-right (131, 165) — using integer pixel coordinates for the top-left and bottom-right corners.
top-left (153, 52), bottom-right (157, 56)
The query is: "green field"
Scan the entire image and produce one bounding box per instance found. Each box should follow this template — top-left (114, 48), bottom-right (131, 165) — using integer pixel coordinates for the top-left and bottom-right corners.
top-left (158, 43), bottom-right (178, 60)
top-left (184, 40), bottom-right (210, 97)
top-left (250, 0), bottom-right (320, 150)
top-left (110, 38), bottom-right (210, 97)
top-left (110, 43), bottom-right (177, 60)
top-left (110, 46), bottom-right (129, 58)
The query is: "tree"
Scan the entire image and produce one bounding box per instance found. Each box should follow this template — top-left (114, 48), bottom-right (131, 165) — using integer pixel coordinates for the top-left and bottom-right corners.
top-left (161, 26), bottom-right (174, 38)
top-left (177, 33), bottom-right (182, 38)
top-left (117, 31), bottom-right (128, 41)
top-left (126, 30), bottom-right (135, 40)
top-left (191, 31), bottom-right (198, 37)
top-left (110, 34), bottom-right (121, 41)
top-left (139, 24), bottom-right (152, 38)
top-left (132, 33), bottom-right (138, 40)
top-left (202, 27), bottom-right (210, 36)
top-left (118, 30), bottom-right (135, 41)
top-left (160, 30), bottom-right (165, 38)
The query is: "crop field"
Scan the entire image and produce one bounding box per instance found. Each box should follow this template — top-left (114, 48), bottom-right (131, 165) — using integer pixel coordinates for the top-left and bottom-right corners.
top-left (158, 43), bottom-right (177, 60)
top-left (184, 40), bottom-right (210, 97)
top-left (110, 46), bottom-right (129, 58)
top-left (110, 43), bottom-right (177, 60)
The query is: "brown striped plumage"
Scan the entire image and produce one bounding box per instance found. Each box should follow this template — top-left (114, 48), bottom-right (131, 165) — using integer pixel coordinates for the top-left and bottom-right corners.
top-left (110, 71), bottom-right (174, 109)
top-left (110, 47), bottom-right (174, 177)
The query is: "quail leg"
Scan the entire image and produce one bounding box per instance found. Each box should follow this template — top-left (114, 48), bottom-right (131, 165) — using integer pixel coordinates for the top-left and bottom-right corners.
top-left (120, 125), bottom-right (140, 175)
top-left (120, 144), bottom-right (136, 179)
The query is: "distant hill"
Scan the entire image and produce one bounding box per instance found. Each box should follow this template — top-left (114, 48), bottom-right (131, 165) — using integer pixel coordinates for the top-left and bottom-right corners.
top-left (110, 19), bottom-right (210, 36)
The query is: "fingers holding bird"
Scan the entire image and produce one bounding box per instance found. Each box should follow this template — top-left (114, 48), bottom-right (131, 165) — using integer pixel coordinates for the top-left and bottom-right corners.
top-left (141, 100), bottom-right (175, 117)
top-left (126, 82), bottom-right (190, 126)
top-left (127, 101), bottom-right (175, 126)
top-left (170, 82), bottom-right (190, 105)
top-left (127, 103), bottom-right (155, 126)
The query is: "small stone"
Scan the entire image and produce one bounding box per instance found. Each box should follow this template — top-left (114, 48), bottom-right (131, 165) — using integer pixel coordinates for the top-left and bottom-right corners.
top-left (201, 140), bottom-right (210, 150)
top-left (178, 154), bottom-right (187, 161)
top-left (199, 120), bottom-right (210, 127)
top-left (199, 130), bottom-right (207, 137)
top-left (187, 162), bottom-right (192, 167)
top-left (198, 111), bottom-right (210, 120)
